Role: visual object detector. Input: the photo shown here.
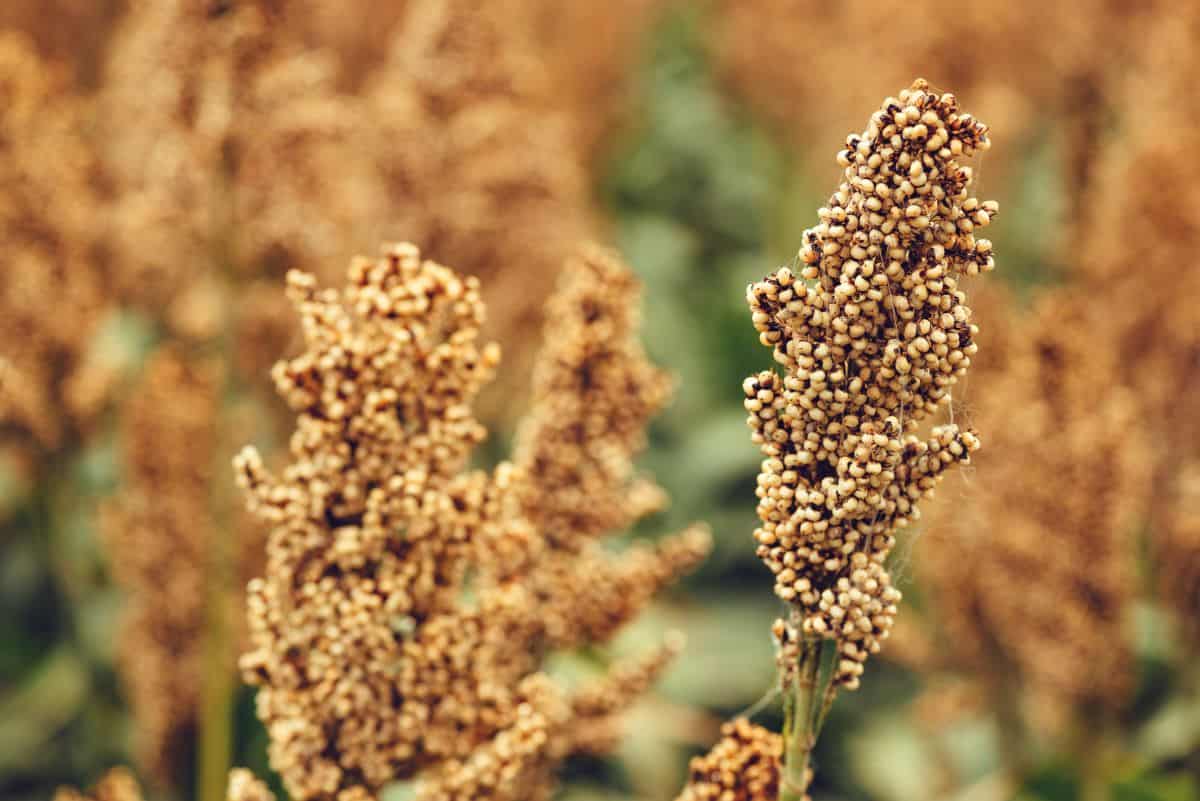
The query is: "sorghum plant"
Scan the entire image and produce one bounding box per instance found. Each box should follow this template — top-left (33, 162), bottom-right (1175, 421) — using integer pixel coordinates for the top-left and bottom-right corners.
top-left (101, 348), bottom-right (225, 782)
top-left (1079, 8), bottom-right (1200, 654)
top-left (681, 80), bottom-right (997, 800)
top-left (0, 33), bottom-right (110, 457)
top-left (234, 242), bottom-right (709, 801)
top-left (68, 0), bottom-right (650, 789)
top-left (915, 293), bottom-right (1147, 771)
top-left (715, 0), bottom-right (1158, 199)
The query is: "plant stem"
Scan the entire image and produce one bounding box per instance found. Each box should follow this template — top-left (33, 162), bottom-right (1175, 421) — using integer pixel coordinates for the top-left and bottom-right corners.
top-left (1079, 769), bottom-right (1107, 801)
top-left (1074, 720), bottom-right (1109, 801)
top-left (779, 639), bottom-right (828, 801)
top-left (197, 385), bottom-right (236, 801)
top-left (197, 188), bottom-right (240, 801)
top-left (199, 543), bottom-right (234, 801)
top-left (991, 677), bottom-right (1029, 782)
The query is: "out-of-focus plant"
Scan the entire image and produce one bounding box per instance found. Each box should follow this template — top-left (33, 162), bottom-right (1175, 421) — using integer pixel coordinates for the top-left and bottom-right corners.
top-left (0, 34), bottom-right (113, 462)
top-left (0, 0), bottom-right (123, 89)
top-left (712, 0), bottom-right (1165, 204)
top-left (913, 293), bottom-right (1147, 796)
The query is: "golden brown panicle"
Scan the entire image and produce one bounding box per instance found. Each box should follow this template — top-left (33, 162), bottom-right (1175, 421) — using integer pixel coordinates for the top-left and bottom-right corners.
top-left (513, 245), bottom-right (710, 647)
top-left (1068, 8), bottom-right (1200, 655)
top-left (98, 0), bottom-right (385, 318)
top-left (745, 80), bottom-right (995, 688)
top-left (676, 719), bottom-right (788, 801)
top-left (102, 347), bottom-right (223, 783)
top-left (515, 244), bottom-right (673, 551)
top-left (919, 292), bottom-right (1147, 732)
top-left (226, 768), bottom-right (276, 801)
top-left (97, 0), bottom-right (632, 402)
top-left (0, 34), bottom-right (109, 452)
top-left (235, 243), bottom-right (706, 801)
top-left (716, 0), bottom-right (1158, 190)
top-left (236, 245), bottom-right (509, 799)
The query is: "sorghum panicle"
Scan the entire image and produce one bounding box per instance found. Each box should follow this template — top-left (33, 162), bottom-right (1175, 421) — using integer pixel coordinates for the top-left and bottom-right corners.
top-left (0, 34), bottom-right (109, 452)
top-left (744, 80), bottom-right (996, 688)
top-left (53, 769), bottom-right (146, 801)
top-left (675, 719), bottom-right (791, 801)
top-left (235, 243), bottom-right (707, 801)
top-left (101, 348), bottom-right (223, 782)
top-left (512, 246), bottom-right (710, 648)
top-left (1077, 8), bottom-right (1200, 654)
top-left (919, 294), bottom-right (1147, 728)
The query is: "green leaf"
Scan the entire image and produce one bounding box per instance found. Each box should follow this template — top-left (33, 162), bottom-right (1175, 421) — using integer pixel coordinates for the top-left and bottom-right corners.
top-left (0, 646), bottom-right (90, 772)
top-left (1114, 771), bottom-right (1200, 801)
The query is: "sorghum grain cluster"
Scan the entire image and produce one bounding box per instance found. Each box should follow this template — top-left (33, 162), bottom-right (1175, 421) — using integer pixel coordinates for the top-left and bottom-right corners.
top-left (744, 80), bottom-right (996, 688)
top-left (676, 719), bottom-right (789, 801)
top-left (235, 243), bottom-right (707, 801)
top-left (512, 247), bottom-right (709, 647)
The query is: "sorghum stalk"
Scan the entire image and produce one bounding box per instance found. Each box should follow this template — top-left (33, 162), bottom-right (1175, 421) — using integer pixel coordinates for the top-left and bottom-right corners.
top-left (198, 522), bottom-right (235, 801)
top-left (779, 638), bottom-right (830, 801)
top-left (197, 384), bottom-right (236, 801)
top-left (197, 154), bottom-right (242, 801)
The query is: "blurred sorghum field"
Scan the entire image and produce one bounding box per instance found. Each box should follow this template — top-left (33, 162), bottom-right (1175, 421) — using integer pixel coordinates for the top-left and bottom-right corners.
top-left (1, 2), bottom-right (1197, 801)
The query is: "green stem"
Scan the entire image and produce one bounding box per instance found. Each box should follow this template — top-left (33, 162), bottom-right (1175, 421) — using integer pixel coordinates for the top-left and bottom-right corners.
top-left (1074, 719), bottom-right (1109, 801)
top-left (992, 679), bottom-right (1029, 782)
top-left (197, 390), bottom-right (236, 801)
top-left (1079, 769), bottom-right (1107, 801)
top-left (197, 182), bottom-right (241, 801)
top-left (780, 639), bottom-right (829, 801)
top-left (199, 542), bottom-right (234, 801)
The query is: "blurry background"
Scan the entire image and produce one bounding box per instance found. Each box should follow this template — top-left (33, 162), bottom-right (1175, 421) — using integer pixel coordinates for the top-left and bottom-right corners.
top-left (1, 2), bottom-right (1197, 801)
